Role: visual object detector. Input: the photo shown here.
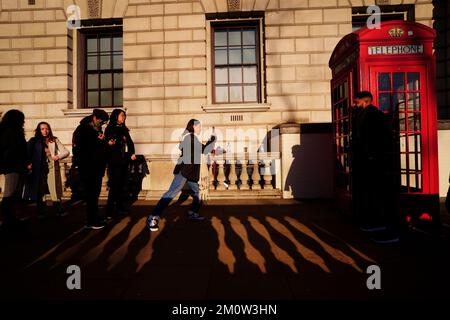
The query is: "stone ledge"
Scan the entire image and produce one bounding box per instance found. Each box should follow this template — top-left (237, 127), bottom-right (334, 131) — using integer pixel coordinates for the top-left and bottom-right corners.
top-left (62, 108), bottom-right (127, 117)
top-left (201, 103), bottom-right (271, 113)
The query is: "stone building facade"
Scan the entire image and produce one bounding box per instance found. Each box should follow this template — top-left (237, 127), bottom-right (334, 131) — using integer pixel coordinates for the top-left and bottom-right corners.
top-left (1, 0), bottom-right (441, 199)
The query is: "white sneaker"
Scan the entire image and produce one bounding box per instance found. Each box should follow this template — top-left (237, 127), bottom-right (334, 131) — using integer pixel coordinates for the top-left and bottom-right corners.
top-left (147, 215), bottom-right (160, 231)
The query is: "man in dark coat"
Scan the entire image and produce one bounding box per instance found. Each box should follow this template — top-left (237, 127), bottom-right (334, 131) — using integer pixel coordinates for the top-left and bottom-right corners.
top-left (351, 91), bottom-right (399, 243)
top-left (72, 109), bottom-right (109, 229)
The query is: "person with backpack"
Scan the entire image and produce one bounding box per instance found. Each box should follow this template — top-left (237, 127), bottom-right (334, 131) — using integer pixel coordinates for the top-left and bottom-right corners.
top-left (0, 110), bottom-right (30, 228)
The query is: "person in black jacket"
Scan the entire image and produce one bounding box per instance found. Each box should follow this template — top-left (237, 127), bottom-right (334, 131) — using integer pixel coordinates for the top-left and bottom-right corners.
top-left (105, 109), bottom-right (136, 216)
top-left (147, 119), bottom-right (216, 232)
top-left (72, 109), bottom-right (109, 229)
top-left (0, 110), bottom-right (30, 228)
top-left (351, 91), bottom-right (399, 244)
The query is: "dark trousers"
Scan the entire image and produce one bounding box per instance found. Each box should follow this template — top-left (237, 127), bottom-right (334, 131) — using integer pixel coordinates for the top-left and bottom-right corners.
top-left (79, 167), bottom-right (104, 224)
top-left (106, 163), bottom-right (128, 214)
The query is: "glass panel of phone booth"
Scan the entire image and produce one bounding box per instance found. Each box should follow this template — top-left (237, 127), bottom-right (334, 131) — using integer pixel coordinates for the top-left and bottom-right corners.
top-left (375, 69), bottom-right (424, 193)
top-left (332, 80), bottom-right (350, 191)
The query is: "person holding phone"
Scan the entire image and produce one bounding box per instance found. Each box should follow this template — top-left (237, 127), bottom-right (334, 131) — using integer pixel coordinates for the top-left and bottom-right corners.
top-left (72, 109), bottom-right (109, 229)
top-left (147, 119), bottom-right (216, 232)
top-left (105, 109), bottom-right (136, 217)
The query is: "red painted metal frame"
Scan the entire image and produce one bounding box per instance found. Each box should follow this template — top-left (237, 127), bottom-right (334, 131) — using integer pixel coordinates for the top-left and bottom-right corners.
top-left (329, 20), bottom-right (439, 217)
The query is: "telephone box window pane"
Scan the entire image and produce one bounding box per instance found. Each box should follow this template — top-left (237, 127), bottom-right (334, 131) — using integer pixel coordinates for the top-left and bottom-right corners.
top-left (407, 72), bottom-right (420, 91)
top-left (229, 67), bottom-right (242, 84)
top-left (101, 73), bottom-right (112, 89)
top-left (243, 66), bottom-right (257, 83)
top-left (393, 93), bottom-right (405, 111)
top-left (417, 174), bottom-right (422, 190)
top-left (400, 153), bottom-right (407, 170)
top-left (379, 93), bottom-right (391, 112)
top-left (408, 113), bottom-right (420, 131)
top-left (215, 49), bottom-right (227, 65)
top-left (343, 100), bottom-right (348, 116)
top-left (87, 74), bottom-right (98, 89)
top-left (401, 173), bottom-right (407, 187)
top-left (399, 113), bottom-right (406, 131)
top-left (417, 153), bottom-right (422, 170)
top-left (88, 92), bottom-right (99, 107)
top-left (243, 30), bottom-right (256, 45)
top-left (378, 73), bottom-right (390, 91)
top-left (407, 93), bottom-right (420, 111)
top-left (87, 56), bottom-right (98, 70)
top-left (229, 48), bottom-right (242, 64)
top-left (400, 134), bottom-right (406, 152)
top-left (416, 135), bottom-right (421, 152)
top-left (244, 85), bottom-right (257, 102)
top-left (408, 134), bottom-right (417, 152)
top-left (215, 31), bottom-right (227, 46)
top-left (101, 91), bottom-right (112, 107)
top-left (215, 68), bottom-right (228, 84)
top-left (230, 85), bottom-right (243, 102)
top-left (229, 30), bottom-right (241, 46)
top-left (343, 82), bottom-right (348, 98)
top-left (409, 154), bottom-right (416, 170)
top-left (410, 174), bottom-right (417, 188)
top-left (215, 86), bottom-right (228, 103)
top-left (393, 72), bottom-right (405, 91)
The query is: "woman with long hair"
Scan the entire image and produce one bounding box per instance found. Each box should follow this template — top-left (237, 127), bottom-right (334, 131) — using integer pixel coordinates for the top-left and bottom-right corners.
top-left (147, 119), bottom-right (216, 232)
top-left (0, 109), bottom-right (29, 227)
top-left (105, 109), bottom-right (136, 216)
top-left (23, 122), bottom-right (70, 217)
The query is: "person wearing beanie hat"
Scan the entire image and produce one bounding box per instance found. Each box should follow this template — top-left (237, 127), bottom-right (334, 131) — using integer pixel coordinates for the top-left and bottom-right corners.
top-left (72, 109), bottom-right (109, 229)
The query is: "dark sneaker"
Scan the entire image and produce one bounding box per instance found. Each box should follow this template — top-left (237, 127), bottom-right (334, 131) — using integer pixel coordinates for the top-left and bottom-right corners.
top-left (371, 230), bottom-right (400, 244)
top-left (187, 211), bottom-right (205, 221)
top-left (85, 222), bottom-right (105, 230)
top-left (147, 215), bottom-right (159, 231)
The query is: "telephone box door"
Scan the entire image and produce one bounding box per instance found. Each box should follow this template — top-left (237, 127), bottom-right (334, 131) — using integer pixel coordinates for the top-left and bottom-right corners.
top-left (370, 66), bottom-right (429, 194)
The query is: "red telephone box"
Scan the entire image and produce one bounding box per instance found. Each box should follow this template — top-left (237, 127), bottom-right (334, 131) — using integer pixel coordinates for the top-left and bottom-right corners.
top-left (328, 20), bottom-right (439, 221)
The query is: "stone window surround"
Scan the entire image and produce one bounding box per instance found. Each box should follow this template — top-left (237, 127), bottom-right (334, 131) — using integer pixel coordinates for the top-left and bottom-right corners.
top-left (202, 15), bottom-right (270, 113)
top-left (64, 20), bottom-right (123, 117)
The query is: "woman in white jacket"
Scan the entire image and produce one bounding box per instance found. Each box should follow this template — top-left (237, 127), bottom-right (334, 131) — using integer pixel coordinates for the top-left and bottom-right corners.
top-left (23, 122), bottom-right (70, 217)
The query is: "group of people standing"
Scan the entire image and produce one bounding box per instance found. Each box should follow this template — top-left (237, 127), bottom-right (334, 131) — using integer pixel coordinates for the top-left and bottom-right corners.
top-left (1, 108), bottom-right (215, 232)
top-left (0, 108), bottom-right (138, 230)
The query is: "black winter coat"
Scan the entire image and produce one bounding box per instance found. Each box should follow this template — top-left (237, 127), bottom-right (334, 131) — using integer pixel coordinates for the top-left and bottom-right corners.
top-left (173, 133), bottom-right (215, 182)
top-left (72, 116), bottom-right (107, 173)
top-left (105, 124), bottom-right (135, 165)
top-left (0, 127), bottom-right (28, 174)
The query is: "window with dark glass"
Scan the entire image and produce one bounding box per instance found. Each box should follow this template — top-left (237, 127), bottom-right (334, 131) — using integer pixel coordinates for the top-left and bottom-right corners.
top-left (82, 28), bottom-right (122, 108)
top-left (212, 23), bottom-right (261, 104)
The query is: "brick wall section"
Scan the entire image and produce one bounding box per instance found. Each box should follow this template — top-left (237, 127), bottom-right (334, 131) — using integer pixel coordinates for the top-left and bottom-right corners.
top-left (0, 0), bottom-right (435, 153)
top-left (0, 0), bottom-right (73, 141)
top-left (123, 0), bottom-right (208, 155)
